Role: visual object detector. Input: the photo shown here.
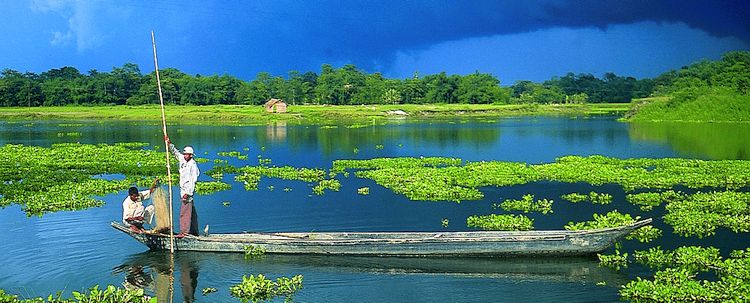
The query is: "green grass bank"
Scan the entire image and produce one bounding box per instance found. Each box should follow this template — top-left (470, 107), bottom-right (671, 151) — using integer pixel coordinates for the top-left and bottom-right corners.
top-left (0, 103), bottom-right (630, 125)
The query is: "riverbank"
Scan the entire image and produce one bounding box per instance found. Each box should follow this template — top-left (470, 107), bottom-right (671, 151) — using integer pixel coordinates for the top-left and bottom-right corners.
top-left (0, 103), bottom-right (629, 125)
top-left (624, 94), bottom-right (750, 123)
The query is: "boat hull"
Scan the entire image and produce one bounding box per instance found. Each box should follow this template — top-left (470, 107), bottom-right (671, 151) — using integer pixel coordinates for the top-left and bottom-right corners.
top-left (112, 219), bottom-right (651, 257)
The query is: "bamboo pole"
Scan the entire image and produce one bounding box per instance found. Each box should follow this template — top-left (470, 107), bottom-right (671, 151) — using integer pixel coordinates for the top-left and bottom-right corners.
top-left (151, 31), bottom-right (175, 254)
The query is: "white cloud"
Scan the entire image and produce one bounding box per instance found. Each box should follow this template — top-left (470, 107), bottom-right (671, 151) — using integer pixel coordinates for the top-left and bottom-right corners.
top-left (31, 0), bottom-right (115, 52)
top-left (389, 21), bottom-right (750, 83)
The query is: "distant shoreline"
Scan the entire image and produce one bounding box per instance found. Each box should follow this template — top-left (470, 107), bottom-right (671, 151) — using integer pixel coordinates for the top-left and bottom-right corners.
top-left (0, 103), bottom-right (630, 125)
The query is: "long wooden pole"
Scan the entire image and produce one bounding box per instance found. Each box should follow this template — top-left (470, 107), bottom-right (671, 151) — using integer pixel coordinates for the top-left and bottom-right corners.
top-left (151, 31), bottom-right (175, 254)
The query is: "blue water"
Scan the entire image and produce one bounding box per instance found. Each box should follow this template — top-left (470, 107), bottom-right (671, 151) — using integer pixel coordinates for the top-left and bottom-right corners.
top-left (0, 117), bottom-right (747, 302)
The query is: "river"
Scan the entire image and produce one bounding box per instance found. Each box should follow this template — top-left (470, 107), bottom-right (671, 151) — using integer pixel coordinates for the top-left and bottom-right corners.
top-left (0, 116), bottom-right (748, 302)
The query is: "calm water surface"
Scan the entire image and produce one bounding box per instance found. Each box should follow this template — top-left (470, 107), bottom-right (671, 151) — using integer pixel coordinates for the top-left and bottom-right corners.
top-left (0, 117), bottom-right (748, 302)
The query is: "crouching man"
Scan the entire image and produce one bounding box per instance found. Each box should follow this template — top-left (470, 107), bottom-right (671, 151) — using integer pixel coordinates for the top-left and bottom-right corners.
top-left (123, 179), bottom-right (159, 233)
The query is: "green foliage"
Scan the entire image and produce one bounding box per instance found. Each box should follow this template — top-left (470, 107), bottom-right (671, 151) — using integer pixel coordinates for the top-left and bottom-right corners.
top-left (229, 274), bottom-right (303, 303)
top-left (561, 192), bottom-right (588, 203)
top-left (0, 143), bottom-right (166, 216)
top-left (621, 245), bottom-right (750, 303)
top-left (194, 181), bottom-right (232, 195)
top-left (588, 191), bottom-right (612, 205)
top-left (496, 194), bottom-right (553, 214)
top-left (0, 285), bottom-right (155, 303)
top-left (357, 187), bottom-right (369, 195)
top-left (560, 191), bottom-right (611, 204)
top-left (218, 151), bottom-right (249, 160)
top-left (598, 250), bottom-right (628, 270)
top-left (565, 211), bottom-right (637, 230)
top-left (664, 191), bottom-right (750, 238)
top-left (626, 190), bottom-right (685, 211)
top-left (201, 287), bottom-right (217, 296)
top-left (466, 214), bottom-right (534, 231)
top-left (230, 165), bottom-right (326, 191)
top-left (244, 245), bottom-right (267, 258)
top-left (335, 155), bottom-right (750, 202)
top-left (312, 179), bottom-right (341, 195)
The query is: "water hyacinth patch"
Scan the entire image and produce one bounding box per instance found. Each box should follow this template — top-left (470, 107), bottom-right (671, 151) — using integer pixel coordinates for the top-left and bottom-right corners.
top-left (195, 181), bottom-right (232, 195)
top-left (0, 143), bottom-right (165, 216)
top-left (0, 285), bottom-right (156, 303)
top-left (561, 192), bottom-right (588, 203)
top-left (664, 191), bottom-right (750, 238)
top-left (564, 211), bottom-right (660, 243)
top-left (466, 214), bottom-right (534, 231)
top-left (229, 274), bottom-right (303, 303)
top-left (620, 246), bottom-right (750, 303)
top-left (598, 250), bottom-right (628, 270)
top-left (335, 155), bottom-right (750, 202)
top-left (313, 179), bottom-right (341, 195)
top-left (495, 194), bottom-right (553, 214)
top-left (626, 190), bottom-right (685, 211)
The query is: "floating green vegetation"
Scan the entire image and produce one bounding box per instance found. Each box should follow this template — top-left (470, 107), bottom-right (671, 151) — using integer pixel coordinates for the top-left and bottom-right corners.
top-left (357, 187), bottom-right (370, 195)
top-left (320, 125), bottom-right (338, 129)
top-left (561, 192), bottom-right (588, 203)
top-left (213, 158), bottom-right (229, 164)
top-left (222, 201), bottom-right (230, 207)
top-left (564, 211), bottom-right (661, 243)
top-left (313, 179), bottom-right (341, 195)
top-left (229, 274), bottom-right (303, 303)
top-left (664, 191), bottom-right (750, 238)
top-left (375, 144), bottom-right (384, 150)
top-left (598, 250), bottom-right (628, 270)
top-left (559, 192), bottom-right (611, 204)
top-left (57, 123), bottom-right (85, 127)
top-left (334, 155), bottom-right (750, 202)
top-left (466, 214), bottom-right (534, 231)
top-left (0, 285), bottom-right (156, 303)
top-left (332, 157), bottom-right (463, 172)
top-left (494, 194), bottom-right (553, 214)
top-left (626, 190), bottom-right (685, 211)
top-left (231, 165), bottom-right (326, 191)
top-left (441, 218), bottom-right (449, 228)
top-left (195, 181), bottom-right (232, 195)
top-left (0, 143), bottom-right (166, 216)
top-left (243, 245), bottom-right (267, 258)
top-left (620, 246), bottom-right (749, 303)
top-left (218, 151), bottom-right (249, 160)
top-left (201, 287), bottom-right (217, 296)
top-left (588, 192), bottom-right (613, 205)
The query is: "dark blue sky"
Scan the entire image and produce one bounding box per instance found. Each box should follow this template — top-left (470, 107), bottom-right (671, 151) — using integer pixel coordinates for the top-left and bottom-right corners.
top-left (2, 0), bottom-right (749, 84)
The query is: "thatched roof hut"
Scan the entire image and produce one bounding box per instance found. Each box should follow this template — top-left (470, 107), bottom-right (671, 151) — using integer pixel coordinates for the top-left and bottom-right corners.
top-left (264, 98), bottom-right (287, 113)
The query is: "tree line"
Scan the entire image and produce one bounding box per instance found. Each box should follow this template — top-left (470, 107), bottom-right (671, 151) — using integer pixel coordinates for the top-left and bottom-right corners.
top-left (1, 51), bottom-right (747, 107)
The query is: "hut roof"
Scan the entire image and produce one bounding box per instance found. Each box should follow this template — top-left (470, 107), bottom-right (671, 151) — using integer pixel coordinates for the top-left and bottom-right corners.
top-left (264, 98), bottom-right (285, 107)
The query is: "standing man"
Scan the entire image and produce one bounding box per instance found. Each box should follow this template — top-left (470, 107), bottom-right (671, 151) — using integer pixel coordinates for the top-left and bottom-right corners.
top-left (123, 178), bottom-right (160, 233)
top-left (166, 136), bottom-right (200, 237)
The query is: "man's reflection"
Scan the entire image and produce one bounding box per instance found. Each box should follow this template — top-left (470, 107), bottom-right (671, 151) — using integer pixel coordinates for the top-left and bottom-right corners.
top-left (114, 252), bottom-right (199, 303)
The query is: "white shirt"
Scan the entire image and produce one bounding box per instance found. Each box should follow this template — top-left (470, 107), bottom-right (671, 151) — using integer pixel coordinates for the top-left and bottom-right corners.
top-left (122, 189), bottom-right (151, 225)
top-left (169, 144), bottom-right (200, 197)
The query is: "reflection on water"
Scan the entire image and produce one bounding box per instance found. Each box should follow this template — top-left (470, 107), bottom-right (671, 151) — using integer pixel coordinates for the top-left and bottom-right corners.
top-left (630, 122), bottom-right (750, 160)
top-left (115, 252), bottom-right (199, 303)
top-left (114, 251), bottom-right (626, 302)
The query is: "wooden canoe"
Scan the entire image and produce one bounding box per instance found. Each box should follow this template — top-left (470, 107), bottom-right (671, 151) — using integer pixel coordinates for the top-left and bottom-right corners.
top-left (112, 218), bottom-right (651, 257)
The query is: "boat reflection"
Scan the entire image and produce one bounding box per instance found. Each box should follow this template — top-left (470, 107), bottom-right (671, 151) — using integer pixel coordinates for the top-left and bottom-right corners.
top-left (115, 251), bottom-right (626, 298)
